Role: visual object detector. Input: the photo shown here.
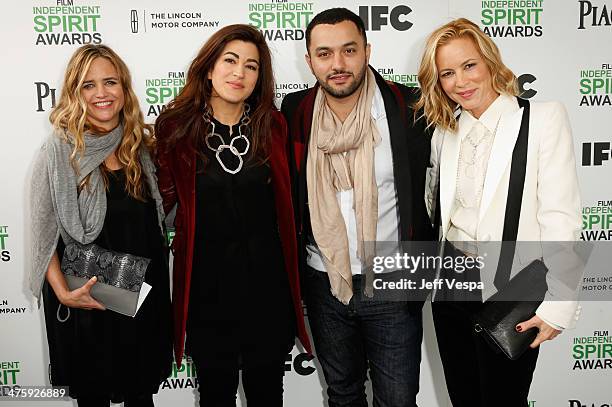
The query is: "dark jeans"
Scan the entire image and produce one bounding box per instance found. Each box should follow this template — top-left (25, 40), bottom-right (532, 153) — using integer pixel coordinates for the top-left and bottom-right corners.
top-left (432, 301), bottom-right (539, 407)
top-left (304, 266), bottom-right (423, 407)
top-left (191, 354), bottom-right (285, 407)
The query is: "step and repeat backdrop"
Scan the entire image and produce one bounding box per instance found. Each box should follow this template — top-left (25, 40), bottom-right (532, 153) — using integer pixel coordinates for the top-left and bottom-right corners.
top-left (1, 0), bottom-right (611, 406)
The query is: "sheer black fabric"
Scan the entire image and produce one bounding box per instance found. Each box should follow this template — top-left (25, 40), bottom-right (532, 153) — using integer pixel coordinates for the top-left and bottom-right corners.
top-left (43, 169), bottom-right (173, 401)
top-left (186, 118), bottom-right (295, 369)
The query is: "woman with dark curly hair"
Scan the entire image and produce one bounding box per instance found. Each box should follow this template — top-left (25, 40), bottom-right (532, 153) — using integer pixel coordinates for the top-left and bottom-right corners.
top-left (155, 24), bottom-right (311, 406)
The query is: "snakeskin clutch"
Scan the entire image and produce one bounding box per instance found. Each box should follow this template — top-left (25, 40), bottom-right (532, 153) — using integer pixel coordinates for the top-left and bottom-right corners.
top-left (61, 242), bottom-right (151, 316)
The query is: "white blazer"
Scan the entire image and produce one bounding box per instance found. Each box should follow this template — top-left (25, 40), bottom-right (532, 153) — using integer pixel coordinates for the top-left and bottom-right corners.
top-left (426, 95), bottom-right (583, 329)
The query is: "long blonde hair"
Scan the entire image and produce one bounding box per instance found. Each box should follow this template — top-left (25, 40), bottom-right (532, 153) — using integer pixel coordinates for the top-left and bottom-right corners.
top-left (415, 18), bottom-right (519, 132)
top-left (50, 44), bottom-right (153, 200)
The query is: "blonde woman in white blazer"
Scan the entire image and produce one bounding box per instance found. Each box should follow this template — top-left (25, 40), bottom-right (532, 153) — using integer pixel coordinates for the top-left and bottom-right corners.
top-left (415, 18), bottom-right (582, 407)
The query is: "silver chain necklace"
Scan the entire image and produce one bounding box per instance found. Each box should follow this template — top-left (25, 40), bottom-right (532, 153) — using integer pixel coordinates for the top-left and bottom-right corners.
top-left (203, 104), bottom-right (251, 174)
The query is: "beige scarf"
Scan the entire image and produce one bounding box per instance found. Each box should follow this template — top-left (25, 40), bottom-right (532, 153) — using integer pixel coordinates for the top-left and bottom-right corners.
top-left (307, 68), bottom-right (381, 304)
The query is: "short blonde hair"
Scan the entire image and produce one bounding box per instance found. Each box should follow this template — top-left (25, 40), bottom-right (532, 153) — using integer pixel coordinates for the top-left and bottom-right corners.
top-left (415, 18), bottom-right (519, 131)
top-left (50, 44), bottom-right (153, 200)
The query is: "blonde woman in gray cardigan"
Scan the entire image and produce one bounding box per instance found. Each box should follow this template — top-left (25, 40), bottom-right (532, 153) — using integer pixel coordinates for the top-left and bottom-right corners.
top-left (30, 44), bottom-right (172, 407)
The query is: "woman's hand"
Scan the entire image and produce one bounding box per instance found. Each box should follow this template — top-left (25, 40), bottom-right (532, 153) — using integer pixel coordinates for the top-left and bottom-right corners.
top-left (57, 276), bottom-right (106, 311)
top-left (45, 252), bottom-right (106, 311)
top-left (516, 315), bottom-right (561, 348)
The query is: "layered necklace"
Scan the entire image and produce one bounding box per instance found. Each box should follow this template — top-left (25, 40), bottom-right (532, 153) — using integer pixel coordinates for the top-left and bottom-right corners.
top-left (203, 104), bottom-right (251, 174)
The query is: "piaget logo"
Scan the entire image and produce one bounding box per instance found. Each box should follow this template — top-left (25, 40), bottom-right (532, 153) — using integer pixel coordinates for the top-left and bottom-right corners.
top-left (33, 0), bottom-right (102, 46)
top-left (248, 0), bottom-right (314, 41)
top-left (569, 400), bottom-right (612, 407)
top-left (572, 330), bottom-right (612, 370)
top-left (578, 0), bottom-right (612, 29)
top-left (581, 201), bottom-right (612, 240)
top-left (35, 82), bottom-right (58, 113)
top-left (0, 226), bottom-right (10, 262)
top-left (145, 72), bottom-right (185, 118)
top-left (377, 68), bottom-right (419, 87)
top-left (481, 0), bottom-right (543, 37)
top-left (579, 64), bottom-right (612, 107)
top-left (160, 356), bottom-right (198, 390)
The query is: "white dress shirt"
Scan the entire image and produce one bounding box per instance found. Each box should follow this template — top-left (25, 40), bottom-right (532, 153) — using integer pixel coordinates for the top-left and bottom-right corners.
top-left (446, 95), bottom-right (512, 254)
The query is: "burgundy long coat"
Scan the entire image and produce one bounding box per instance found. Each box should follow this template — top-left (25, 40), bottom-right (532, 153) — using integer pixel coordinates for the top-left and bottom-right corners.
top-left (156, 110), bottom-right (312, 365)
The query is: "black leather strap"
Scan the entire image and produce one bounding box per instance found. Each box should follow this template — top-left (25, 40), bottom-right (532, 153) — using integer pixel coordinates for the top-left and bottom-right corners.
top-left (493, 97), bottom-right (531, 290)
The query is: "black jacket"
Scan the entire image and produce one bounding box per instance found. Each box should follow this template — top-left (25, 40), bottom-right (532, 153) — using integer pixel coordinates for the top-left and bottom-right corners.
top-left (280, 67), bottom-right (434, 274)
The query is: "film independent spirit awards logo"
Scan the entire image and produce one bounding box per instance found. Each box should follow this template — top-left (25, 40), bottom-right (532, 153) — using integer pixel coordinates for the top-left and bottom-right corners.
top-left (480, 0), bottom-right (544, 37)
top-left (579, 64), bottom-right (612, 107)
top-left (247, 0), bottom-right (314, 41)
top-left (0, 225), bottom-right (10, 262)
top-left (161, 352), bottom-right (314, 390)
top-left (0, 361), bottom-right (22, 395)
top-left (33, 0), bottom-right (103, 46)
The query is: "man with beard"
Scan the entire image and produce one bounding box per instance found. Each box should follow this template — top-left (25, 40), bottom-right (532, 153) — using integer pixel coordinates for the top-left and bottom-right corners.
top-left (281, 8), bottom-right (434, 407)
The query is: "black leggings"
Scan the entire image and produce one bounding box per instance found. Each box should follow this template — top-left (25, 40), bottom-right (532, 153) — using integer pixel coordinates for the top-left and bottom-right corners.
top-left (192, 356), bottom-right (285, 407)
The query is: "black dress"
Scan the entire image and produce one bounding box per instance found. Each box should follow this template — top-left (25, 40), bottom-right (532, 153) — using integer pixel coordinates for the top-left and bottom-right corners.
top-left (186, 118), bottom-right (295, 369)
top-left (42, 169), bottom-right (173, 401)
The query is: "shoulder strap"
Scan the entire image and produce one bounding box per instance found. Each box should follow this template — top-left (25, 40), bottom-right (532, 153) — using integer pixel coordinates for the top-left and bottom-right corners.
top-left (493, 97), bottom-right (530, 290)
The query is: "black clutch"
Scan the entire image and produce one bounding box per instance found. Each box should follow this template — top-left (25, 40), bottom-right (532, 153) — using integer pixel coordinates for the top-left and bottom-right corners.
top-left (473, 259), bottom-right (548, 360)
top-left (60, 242), bottom-right (151, 316)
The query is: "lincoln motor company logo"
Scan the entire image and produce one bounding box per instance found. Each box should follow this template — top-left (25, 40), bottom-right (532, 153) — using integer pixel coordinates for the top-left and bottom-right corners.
top-left (130, 9), bottom-right (220, 34)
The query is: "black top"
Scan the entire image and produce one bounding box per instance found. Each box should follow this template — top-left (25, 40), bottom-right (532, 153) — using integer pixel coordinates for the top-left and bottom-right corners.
top-left (186, 118), bottom-right (294, 368)
top-left (43, 170), bottom-right (173, 401)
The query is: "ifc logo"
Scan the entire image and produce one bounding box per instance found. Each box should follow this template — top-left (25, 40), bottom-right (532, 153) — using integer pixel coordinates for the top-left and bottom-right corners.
top-left (582, 143), bottom-right (611, 166)
top-left (518, 73), bottom-right (537, 99)
top-left (358, 5), bottom-right (413, 31)
top-left (284, 353), bottom-right (315, 375)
